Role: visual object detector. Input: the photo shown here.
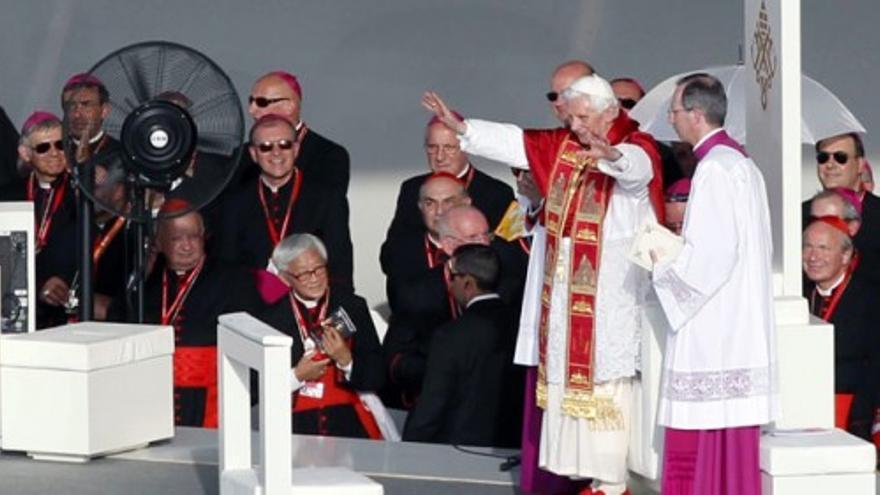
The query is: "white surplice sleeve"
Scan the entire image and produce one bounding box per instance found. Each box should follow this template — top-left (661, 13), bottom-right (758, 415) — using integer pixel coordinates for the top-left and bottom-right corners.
top-left (598, 143), bottom-right (652, 194)
top-left (652, 160), bottom-right (739, 330)
top-left (458, 118), bottom-right (530, 169)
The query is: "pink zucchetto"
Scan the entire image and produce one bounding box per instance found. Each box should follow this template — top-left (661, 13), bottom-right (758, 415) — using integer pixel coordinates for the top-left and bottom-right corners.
top-left (63, 72), bottom-right (106, 92)
top-left (268, 71), bottom-right (302, 100)
top-left (20, 110), bottom-right (61, 136)
top-left (427, 110), bottom-right (464, 128)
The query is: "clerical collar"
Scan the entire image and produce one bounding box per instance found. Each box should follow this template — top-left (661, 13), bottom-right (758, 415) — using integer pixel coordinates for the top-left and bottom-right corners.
top-left (72, 130), bottom-right (105, 146)
top-left (816, 272), bottom-right (846, 297)
top-left (292, 290), bottom-right (322, 309)
top-left (456, 163), bottom-right (472, 179)
top-left (294, 120), bottom-right (304, 132)
top-left (426, 233), bottom-right (442, 248)
top-left (466, 292), bottom-right (500, 308)
top-left (692, 127), bottom-right (724, 151)
top-left (260, 174), bottom-right (292, 193)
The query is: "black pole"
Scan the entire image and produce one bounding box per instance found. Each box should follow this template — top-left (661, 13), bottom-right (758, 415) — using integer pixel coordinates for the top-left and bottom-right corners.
top-left (76, 161), bottom-right (94, 322)
top-left (133, 187), bottom-right (147, 323)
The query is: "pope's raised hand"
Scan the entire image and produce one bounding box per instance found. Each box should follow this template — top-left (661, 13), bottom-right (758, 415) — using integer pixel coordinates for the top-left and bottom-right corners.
top-left (421, 91), bottom-right (466, 134)
top-left (580, 131), bottom-right (622, 163)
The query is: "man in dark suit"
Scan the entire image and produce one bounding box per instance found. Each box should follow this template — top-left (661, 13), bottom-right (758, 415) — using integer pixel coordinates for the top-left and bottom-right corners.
top-left (403, 244), bottom-right (514, 447)
top-left (803, 216), bottom-right (880, 440)
top-left (382, 116), bottom-right (514, 243)
top-left (61, 73), bottom-right (122, 161)
top-left (258, 233), bottom-right (386, 439)
top-left (801, 133), bottom-right (880, 279)
top-left (112, 203), bottom-right (263, 427)
top-left (219, 115), bottom-right (353, 287)
top-left (231, 70), bottom-right (349, 197)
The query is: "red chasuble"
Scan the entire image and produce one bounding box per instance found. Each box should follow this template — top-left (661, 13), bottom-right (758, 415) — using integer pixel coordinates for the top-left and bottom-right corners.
top-left (522, 112), bottom-right (663, 419)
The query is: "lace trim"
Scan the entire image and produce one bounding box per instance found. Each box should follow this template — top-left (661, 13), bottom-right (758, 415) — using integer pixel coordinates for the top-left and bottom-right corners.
top-left (662, 367), bottom-right (771, 402)
top-left (653, 268), bottom-right (705, 319)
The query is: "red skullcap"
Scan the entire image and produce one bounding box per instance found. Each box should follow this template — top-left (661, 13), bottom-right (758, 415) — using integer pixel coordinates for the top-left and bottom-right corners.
top-left (20, 110), bottom-right (60, 136)
top-left (268, 71), bottom-right (302, 100)
top-left (63, 72), bottom-right (106, 92)
top-left (159, 198), bottom-right (194, 216)
top-left (424, 171), bottom-right (466, 188)
top-left (810, 215), bottom-right (851, 238)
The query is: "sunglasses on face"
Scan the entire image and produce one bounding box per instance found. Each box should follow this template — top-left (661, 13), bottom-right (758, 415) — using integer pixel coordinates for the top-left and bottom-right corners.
top-left (248, 96), bottom-right (291, 108)
top-left (618, 98), bottom-right (638, 110)
top-left (33, 140), bottom-right (64, 154)
top-left (545, 91), bottom-right (559, 103)
top-left (256, 139), bottom-right (295, 153)
top-left (817, 151), bottom-right (850, 165)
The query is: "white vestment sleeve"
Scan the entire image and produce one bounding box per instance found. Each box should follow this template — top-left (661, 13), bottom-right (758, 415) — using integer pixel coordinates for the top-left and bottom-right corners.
top-left (290, 369), bottom-right (304, 392)
top-left (597, 143), bottom-right (653, 194)
top-left (652, 162), bottom-right (739, 330)
top-left (459, 118), bottom-right (530, 169)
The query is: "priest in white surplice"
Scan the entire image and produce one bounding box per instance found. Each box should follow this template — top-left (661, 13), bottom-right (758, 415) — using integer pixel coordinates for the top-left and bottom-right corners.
top-left (423, 74), bottom-right (665, 495)
top-left (652, 73), bottom-right (779, 495)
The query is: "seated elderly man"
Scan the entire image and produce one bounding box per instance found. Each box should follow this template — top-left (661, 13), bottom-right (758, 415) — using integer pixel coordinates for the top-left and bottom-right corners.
top-left (0, 111), bottom-right (77, 328)
top-left (403, 244), bottom-right (513, 447)
top-left (258, 233), bottom-right (386, 439)
top-left (803, 216), bottom-right (880, 440)
top-left (111, 200), bottom-right (263, 427)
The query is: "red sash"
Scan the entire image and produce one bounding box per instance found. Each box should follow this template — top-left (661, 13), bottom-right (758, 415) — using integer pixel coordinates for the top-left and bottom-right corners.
top-left (424, 235), bottom-right (459, 319)
top-left (258, 169), bottom-right (303, 247)
top-left (174, 346), bottom-right (218, 428)
top-left (27, 173), bottom-right (68, 251)
top-left (289, 294), bottom-right (383, 439)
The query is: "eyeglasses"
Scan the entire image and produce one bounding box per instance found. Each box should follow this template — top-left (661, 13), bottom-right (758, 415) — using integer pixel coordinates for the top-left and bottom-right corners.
top-left (256, 139), bottom-right (295, 153)
top-left (449, 270), bottom-right (466, 280)
top-left (32, 140), bottom-right (64, 154)
top-left (248, 96), bottom-right (291, 108)
top-left (545, 91), bottom-right (559, 103)
top-left (667, 107), bottom-right (691, 116)
top-left (817, 151), bottom-right (850, 166)
top-left (285, 265), bottom-right (327, 282)
top-left (618, 98), bottom-right (638, 110)
top-left (425, 144), bottom-right (460, 155)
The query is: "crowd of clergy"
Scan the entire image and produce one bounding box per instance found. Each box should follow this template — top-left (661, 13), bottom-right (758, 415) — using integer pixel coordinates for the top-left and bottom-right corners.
top-left (0, 60), bottom-right (877, 494)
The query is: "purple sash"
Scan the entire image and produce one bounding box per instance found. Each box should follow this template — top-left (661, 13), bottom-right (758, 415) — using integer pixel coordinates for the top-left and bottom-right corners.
top-left (693, 129), bottom-right (748, 160)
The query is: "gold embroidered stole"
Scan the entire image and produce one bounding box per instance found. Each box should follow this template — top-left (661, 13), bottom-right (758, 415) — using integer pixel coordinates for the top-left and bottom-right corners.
top-left (536, 136), bottom-right (614, 420)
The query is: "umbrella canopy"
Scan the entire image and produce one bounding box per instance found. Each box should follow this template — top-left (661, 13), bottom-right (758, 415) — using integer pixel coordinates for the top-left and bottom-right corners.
top-left (629, 64), bottom-right (865, 144)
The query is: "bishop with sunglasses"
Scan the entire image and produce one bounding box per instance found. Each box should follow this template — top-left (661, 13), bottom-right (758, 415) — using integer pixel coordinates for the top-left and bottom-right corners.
top-left (801, 132), bottom-right (880, 278)
top-left (1, 111), bottom-right (78, 328)
top-left (219, 114), bottom-right (353, 288)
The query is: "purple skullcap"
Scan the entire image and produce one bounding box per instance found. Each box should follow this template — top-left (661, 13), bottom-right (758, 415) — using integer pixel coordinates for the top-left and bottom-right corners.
top-left (268, 71), bottom-right (302, 100)
top-left (63, 72), bottom-right (106, 92)
top-left (20, 110), bottom-right (61, 136)
top-left (427, 111), bottom-right (464, 128)
top-left (830, 187), bottom-right (863, 217)
top-left (665, 178), bottom-right (691, 202)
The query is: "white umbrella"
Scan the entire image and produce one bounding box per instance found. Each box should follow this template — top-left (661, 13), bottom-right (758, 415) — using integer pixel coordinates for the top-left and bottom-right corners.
top-left (629, 64), bottom-right (866, 144)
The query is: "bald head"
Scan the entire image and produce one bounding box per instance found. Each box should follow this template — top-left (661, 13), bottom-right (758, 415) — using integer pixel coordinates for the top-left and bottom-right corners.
top-left (549, 60), bottom-right (595, 122)
top-left (438, 205), bottom-right (491, 255)
top-left (249, 73), bottom-right (302, 123)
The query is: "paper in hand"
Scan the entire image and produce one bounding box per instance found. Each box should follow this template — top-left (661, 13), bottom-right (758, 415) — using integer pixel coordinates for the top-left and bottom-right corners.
top-left (627, 220), bottom-right (684, 271)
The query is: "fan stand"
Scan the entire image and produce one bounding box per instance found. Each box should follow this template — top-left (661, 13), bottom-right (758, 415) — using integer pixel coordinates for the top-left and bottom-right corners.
top-left (74, 160), bottom-right (94, 322)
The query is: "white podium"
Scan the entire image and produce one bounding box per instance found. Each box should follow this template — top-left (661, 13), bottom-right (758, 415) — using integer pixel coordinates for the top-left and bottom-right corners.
top-left (217, 312), bottom-right (382, 495)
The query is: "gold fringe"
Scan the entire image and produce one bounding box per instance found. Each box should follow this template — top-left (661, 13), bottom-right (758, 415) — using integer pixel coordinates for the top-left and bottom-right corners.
top-left (536, 378), bottom-right (548, 410)
top-left (561, 389), bottom-right (624, 431)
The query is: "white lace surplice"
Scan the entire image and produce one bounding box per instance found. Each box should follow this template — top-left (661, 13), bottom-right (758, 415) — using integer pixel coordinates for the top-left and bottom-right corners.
top-left (653, 145), bottom-right (779, 430)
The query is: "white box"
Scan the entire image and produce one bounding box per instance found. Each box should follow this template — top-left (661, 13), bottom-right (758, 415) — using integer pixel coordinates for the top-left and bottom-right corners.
top-left (772, 317), bottom-right (835, 430)
top-left (0, 322), bottom-right (174, 461)
top-left (761, 471), bottom-right (875, 494)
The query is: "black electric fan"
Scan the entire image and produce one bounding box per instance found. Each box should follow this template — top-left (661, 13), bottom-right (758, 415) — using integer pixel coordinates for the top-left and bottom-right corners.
top-left (63, 41), bottom-right (244, 322)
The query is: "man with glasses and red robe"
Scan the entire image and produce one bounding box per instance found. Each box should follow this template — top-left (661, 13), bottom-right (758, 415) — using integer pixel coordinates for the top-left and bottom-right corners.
top-left (258, 233), bottom-right (386, 439)
top-left (219, 114), bottom-right (353, 288)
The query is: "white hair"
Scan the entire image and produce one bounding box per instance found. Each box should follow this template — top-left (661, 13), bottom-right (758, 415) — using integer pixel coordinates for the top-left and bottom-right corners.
top-left (271, 233), bottom-right (327, 271)
top-left (560, 75), bottom-right (618, 112)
